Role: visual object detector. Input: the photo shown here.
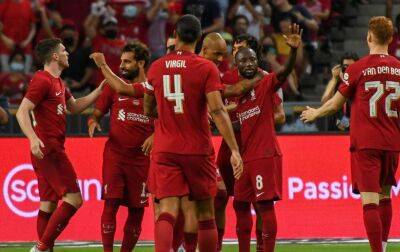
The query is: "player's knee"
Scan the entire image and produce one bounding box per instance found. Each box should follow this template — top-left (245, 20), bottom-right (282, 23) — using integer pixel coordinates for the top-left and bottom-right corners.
top-left (39, 201), bottom-right (58, 213)
top-left (360, 192), bottom-right (379, 206)
top-left (196, 198), bottom-right (214, 220)
top-left (159, 197), bottom-right (180, 218)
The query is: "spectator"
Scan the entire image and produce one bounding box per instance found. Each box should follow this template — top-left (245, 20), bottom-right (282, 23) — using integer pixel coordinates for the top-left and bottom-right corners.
top-left (227, 0), bottom-right (270, 40)
top-left (60, 21), bottom-right (94, 96)
top-left (34, 1), bottom-right (64, 42)
top-left (389, 14), bottom-right (400, 60)
top-left (86, 16), bottom-right (125, 86)
top-left (49, 0), bottom-right (93, 33)
top-left (230, 15), bottom-right (250, 39)
top-left (184, 0), bottom-right (224, 34)
top-left (0, 0), bottom-right (36, 73)
top-left (0, 95), bottom-right (9, 128)
top-left (269, 0), bottom-right (318, 42)
top-left (108, 0), bottom-right (165, 45)
top-left (321, 52), bottom-right (358, 131)
top-left (297, 0), bottom-right (331, 25)
top-left (0, 49), bottom-right (31, 104)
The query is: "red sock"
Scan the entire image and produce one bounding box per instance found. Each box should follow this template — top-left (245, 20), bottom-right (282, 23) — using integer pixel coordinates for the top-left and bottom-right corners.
top-left (121, 207), bottom-right (144, 252)
top-left (198, 219), bottom-right (217, 252)
top-left (217, 228), bottom-right (225, 252)
top-left (258, 201), bottom-right (277, 252)
top-left (37, 210), bottom-right (52, 239)
top-left (183, 232), bottom-right (198, 252)
top-left (37, 202), bottom-right (77, 251)
top-left (379, 199), bottom-right (392, 242)
top-left (37, 210), bottom-right (54, 250)
top-left (256, 228), bottom-right (263, 252)
top-left (172, 211), bottom-right (185, 251)
top-left (214, 189), bottom-right (228, 252)
top-left (233, 200), bottom-right (252, 252)
top-left (100, 200), bottom-right (119, 252)
top-left (363, 204), bottom-right (383, 252)
top-left (155, 213), bottom-right (176, 252)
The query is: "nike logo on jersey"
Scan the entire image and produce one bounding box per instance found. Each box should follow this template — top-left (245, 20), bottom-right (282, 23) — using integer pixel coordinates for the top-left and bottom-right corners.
top-left (256, 192), bottom-right (265, 198)
top-left (118, 97), bottom-right (129, 101)
top-left (55, 91), bottom-right (62, 96)
top-left (140, 199), bottom-right (148, 204)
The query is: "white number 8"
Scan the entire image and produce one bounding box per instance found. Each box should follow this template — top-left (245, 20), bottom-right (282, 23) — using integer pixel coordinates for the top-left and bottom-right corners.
top-left (256, 175), bottom-right (263, 190)
top-left (163, 74), bottom-right (185, 114)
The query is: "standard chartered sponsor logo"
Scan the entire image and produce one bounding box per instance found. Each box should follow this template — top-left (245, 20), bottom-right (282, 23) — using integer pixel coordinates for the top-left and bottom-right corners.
top-left (118, 109), bottom-right (126, 121)
top-left (238, 106), bottom-right (261, 123)
top-left (57, 104), bottom-right (65, 115)
top-left (117, 109), bottom-right (149, 123)
top-left (3, 164), bottom-right (102, 218)
top-left (288, 175), bottom-right (400, 200)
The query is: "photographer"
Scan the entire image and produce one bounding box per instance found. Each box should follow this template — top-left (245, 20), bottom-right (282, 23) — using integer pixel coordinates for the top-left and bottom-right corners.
top-left (321, 52), bottom-right (358, 131)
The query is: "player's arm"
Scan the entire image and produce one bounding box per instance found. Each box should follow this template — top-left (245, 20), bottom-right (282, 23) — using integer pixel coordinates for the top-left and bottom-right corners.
top-left (300, 91), bottom-right (346, 123)
top-left (222, 71), bottom-right (264, 98)
top-left (90, 52), bottom-right (137, 96)
top-left (16, 98), bottom-right (44, 159)
top-left (66, 80), bottom-right (105, 114)
top-left (321, 65), bottom-right (341, 104)
top-left (88, 109), bottom-right (103, 138)
top-left (143, 93), bottom-right (158, 118)
top-left (274, 103), bottom-right (285, 124)
top-left (276, 24), bottom-right (302, 84)
top-left (207, 91), bottom-right (242, 179)
top-left (0, 106), bottom-right (8, 124)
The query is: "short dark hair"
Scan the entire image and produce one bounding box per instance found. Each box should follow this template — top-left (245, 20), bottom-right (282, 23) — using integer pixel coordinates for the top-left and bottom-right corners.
top-left (233, 14), bottom-right (249, 26)
top-left (122, 41), bottom-right (151, 68)
top-left (340, 52), bottom-right (359, 64)
top-left (233, 34), bottom-right (259, 54)
top-left (176, 14), bottom-right (202, 44)
top-left (35, 38), bottom-right (62, 65)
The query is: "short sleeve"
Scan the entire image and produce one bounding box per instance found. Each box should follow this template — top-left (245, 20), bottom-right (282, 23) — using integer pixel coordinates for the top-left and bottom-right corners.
top-left (338, 64), bottom-right (358, 99)
top-left (132, 82), bottom-right (145, 98)
top-left (65, 87), bottom-right (73, 101)
top-left (205, 63), bottom-right (224, 94)
top-left (145, 64), bottom-right (157, 96)
top-left (262, 72), bottom-right (281, 92)
top-left (95, 85), bottom-right (113, 114)
top-left (24, 76), bottom-right (50, 105)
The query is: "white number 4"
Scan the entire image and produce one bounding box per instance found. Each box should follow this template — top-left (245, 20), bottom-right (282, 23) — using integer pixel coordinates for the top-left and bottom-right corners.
top-left (365, 81), bottom-right (400, 118)
top-left (163, 74), bottom-right (184, 114)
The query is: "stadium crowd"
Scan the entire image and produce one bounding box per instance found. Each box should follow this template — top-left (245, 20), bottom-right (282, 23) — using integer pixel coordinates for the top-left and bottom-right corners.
top-left (0, 0), bottom-right (382, 133)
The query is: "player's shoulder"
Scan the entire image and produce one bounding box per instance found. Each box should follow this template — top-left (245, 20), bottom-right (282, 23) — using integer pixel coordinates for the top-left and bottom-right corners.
top-left (31, 70), bottom-right (51, 84)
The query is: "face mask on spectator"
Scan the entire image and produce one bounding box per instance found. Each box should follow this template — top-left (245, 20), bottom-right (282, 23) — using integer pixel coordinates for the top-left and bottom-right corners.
top-left (63, 37), bottom-right (75, 48)
top-left (104, 29), bottom-right (118, 39)
top-left (123, 5), bottom-right (138, 18)
top-left (10, 62), bottom-right (24, 72)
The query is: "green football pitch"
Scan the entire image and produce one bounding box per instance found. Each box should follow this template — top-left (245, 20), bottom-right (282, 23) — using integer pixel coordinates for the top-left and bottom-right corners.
top-left (2, 243), bottom-right (400, 251)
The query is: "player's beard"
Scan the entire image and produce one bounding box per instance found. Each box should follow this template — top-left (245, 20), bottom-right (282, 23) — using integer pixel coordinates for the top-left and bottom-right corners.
top-left (121, 68), bottom-right (139, 80)
top-left (239, 68), bottom-right (257, 79)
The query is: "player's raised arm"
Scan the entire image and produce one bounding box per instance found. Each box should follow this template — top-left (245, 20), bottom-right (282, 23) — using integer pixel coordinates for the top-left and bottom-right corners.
top-left (300, 91), bottom-right (347, 123)
top-left (276, 24), bottom-right (302, 84)
top-left (16, 98), bottom-right (44, 159)
top-left (207, 91), bottom-right (243, 179)
top-left (66, 79), bottom-right (105, 114)
top-left (90, 52), bottom-right (137, 96)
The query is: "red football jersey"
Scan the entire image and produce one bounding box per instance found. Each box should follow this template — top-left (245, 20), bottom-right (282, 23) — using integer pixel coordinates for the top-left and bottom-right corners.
top-left (146, 50), bottom-right (223, 155)
top-left (95, 83), bottom-right (154, 148)
top-left (236, 73), bottom-right (282, 162)
top-left (24, 70), bottom-right (72, 147)
top-left (338, 54), bottom-right (400, 151)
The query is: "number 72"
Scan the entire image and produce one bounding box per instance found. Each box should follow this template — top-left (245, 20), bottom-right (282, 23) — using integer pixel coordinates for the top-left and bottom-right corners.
top-left (365, 81), bottom-right (400, 118)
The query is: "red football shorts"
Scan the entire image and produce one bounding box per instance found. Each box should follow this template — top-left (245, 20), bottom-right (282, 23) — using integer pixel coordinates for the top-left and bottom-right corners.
top-left (216, 140), bottom-right (235, 196)
top-left (351, 149), bottom-right (399, 194)
top-left (234, 156), bottom-right (282, 202)
top-left (151, 153), bottom-right (217, 201)
top-left (31, 148), bottom-right (80, 202)
top-left (102, 142), bottom-right (150, 207)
